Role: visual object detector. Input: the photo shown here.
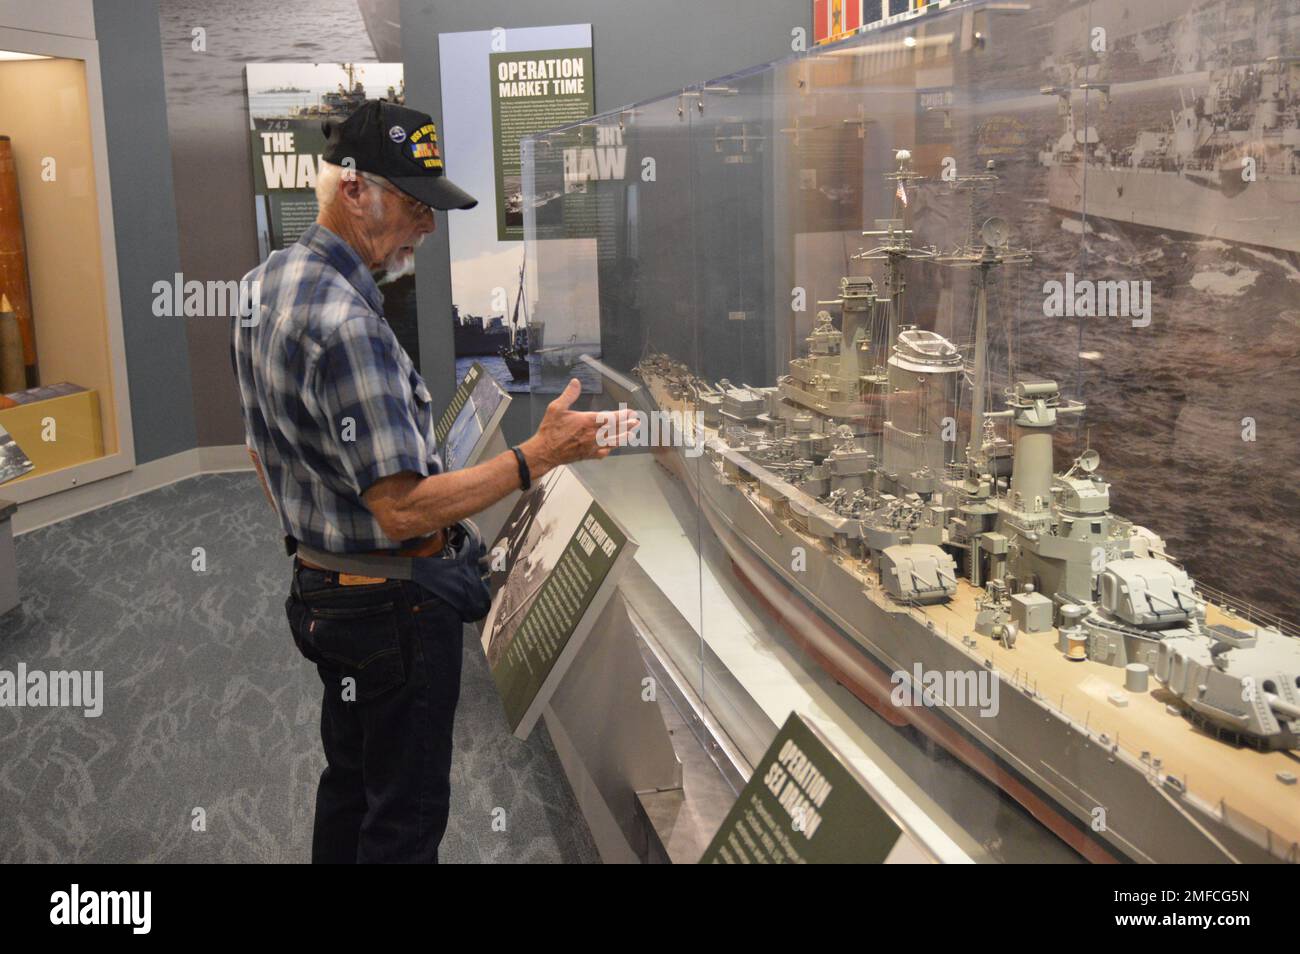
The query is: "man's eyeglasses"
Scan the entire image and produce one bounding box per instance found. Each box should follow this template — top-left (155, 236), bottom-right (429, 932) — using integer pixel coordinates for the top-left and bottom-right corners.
top-left (359, 172), bottom-right (434, 220)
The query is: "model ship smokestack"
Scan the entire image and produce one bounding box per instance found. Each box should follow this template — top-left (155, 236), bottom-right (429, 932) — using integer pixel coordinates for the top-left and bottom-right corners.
top-left (1002, 380), bottom-right (1083, 514)
top-left (883, 328), bottom-right (962, 482)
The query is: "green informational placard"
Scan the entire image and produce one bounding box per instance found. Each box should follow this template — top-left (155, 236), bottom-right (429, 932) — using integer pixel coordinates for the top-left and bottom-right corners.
top-left (480, 466), bottom-right (636, 738)
top-left (493, 498), bottom-right (625, 732)
top-left (699, 712), bottom-right (904, 864)
top-left (249, 116), bottom-right (328, 251)
top-left (434, 361), bottom-right (511, 471)
top-left (488, 46), bottom-right (595, 241)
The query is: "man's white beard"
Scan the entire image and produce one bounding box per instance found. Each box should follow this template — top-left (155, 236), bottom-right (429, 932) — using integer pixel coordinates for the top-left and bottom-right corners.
top-left (380, 246), bottom-right (416, 281)
top-left (367, 190), bottom-right (420, 283)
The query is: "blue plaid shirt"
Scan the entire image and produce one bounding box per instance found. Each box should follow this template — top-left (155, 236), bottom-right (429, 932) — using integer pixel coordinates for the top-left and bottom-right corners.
top-left (231, 223), bottom-right (443, 552)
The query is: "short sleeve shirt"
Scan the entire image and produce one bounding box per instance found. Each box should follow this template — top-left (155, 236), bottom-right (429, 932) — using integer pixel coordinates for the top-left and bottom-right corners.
top-left (231, 223), bottom-right (442, 552)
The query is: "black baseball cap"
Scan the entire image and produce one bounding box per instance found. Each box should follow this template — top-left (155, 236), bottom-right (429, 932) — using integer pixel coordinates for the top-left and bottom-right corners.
top-left (322, 100), bottom-right (478, 211)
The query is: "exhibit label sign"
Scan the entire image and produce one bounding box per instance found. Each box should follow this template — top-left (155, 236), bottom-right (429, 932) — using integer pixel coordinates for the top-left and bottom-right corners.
top-left (435, 361), bottom-right (485, 446)
top-left (0, 422), bottom-right (33, 485)
top-left (437, 25), bottom-right (596, 396)
top-left (480, 466), bottom-right (635, 738)
top-left (489, 47), bottom-right (595, 242)
top-left (699, 712), bottom-right (903, 863)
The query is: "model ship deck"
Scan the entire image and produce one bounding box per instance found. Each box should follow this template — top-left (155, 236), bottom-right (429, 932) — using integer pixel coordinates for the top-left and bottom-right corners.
top-left (646, 373), bottom-right (1300, 856)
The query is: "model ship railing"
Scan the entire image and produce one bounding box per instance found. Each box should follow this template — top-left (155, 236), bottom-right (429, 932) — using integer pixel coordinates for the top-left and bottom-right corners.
top-left (1003, 663), bottom-right (1300, 864)
top-left (890, 593), bottom-right (1299, 863)
top-left (1192, 582), bottom-right (1300, 641)
top-left (725, 453), bottom-right (1298, 862)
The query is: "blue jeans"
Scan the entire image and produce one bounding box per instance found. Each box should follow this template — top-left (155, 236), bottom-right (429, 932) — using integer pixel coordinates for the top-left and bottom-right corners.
top-left (285, 564), bottom-right (464, 863)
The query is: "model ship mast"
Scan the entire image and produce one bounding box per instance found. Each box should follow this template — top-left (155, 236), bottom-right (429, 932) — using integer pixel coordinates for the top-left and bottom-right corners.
top-left (934, 215), bottom-right (1031, 487)
top-left (500, 255), bottom-right (532, 382)
top-left (855, 149), bottom-right (932, 356)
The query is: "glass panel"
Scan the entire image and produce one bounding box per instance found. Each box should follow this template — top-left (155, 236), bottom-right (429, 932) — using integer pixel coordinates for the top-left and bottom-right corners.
top-left (522, 86), bottom-right (708, 707)
top-left (523, 0), bottom-right (1300, 864)
top-left (0, 51), bottom-right (117, 485)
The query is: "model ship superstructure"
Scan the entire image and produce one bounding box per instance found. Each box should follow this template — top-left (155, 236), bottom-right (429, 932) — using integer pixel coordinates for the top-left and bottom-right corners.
top-left (637, 151), bottom-right (1300, 863)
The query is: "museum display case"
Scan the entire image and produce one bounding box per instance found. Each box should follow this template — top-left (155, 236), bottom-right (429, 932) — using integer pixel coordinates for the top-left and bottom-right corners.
top-left (0, 21), bottom-right (133, 497)
top-left (521, 0), bottom-right (1300, 863)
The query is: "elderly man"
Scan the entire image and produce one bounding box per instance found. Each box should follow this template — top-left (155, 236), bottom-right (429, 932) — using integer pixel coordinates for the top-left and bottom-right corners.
top-left (231, 100), bottom-right (628, 863)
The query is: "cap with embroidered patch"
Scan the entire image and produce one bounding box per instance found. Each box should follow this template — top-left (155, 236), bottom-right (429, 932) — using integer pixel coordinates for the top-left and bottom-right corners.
top-left (322, 99), bottom-right (477, 211)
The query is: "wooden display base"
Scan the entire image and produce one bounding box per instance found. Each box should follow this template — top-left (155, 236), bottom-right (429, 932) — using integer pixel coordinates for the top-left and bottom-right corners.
top-left (0, 390), bottom-right (104, 480)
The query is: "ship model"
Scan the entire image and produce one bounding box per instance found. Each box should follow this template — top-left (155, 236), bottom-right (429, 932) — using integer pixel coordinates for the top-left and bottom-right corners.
top-left (636, 152), bottom-right (1300, 864)
top-left (1039, 55), bottom-right (1300, 254)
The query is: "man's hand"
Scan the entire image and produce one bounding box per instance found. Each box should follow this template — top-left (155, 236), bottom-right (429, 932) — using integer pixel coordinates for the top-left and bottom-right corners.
top-left (519, 378), bottom-right (639, 479)
top-left (360, 379), bottom-right (640, 544)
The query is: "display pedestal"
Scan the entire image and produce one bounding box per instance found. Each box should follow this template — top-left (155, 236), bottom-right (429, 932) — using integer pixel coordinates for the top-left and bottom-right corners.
top-left (0, 499), bottom-right (17, 615)
top-left (0, 391), bottom-right (105, 481)
top-left (542, 590), bottom-right (682, 863)
top-left (576, 456), bottom-right (974, 862)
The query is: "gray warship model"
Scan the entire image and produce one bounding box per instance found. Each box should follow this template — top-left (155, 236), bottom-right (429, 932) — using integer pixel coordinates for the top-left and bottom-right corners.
top-left (1040, 56), bottom-right (1300, 254)
top-left (636, 152), bottom-right (1300, 864)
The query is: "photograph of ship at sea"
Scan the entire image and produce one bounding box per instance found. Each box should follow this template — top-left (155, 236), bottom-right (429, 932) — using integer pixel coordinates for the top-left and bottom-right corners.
top-left (246, 61), bottom-right (403, 127)
top-left (451, 248), bottom-right (535, 395)
top-left (946, 0), bottom-right (1300, 624)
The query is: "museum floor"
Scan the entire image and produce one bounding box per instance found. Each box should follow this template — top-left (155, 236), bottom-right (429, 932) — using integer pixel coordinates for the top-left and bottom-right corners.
top-left (0, 473), bottom-right (599, 863)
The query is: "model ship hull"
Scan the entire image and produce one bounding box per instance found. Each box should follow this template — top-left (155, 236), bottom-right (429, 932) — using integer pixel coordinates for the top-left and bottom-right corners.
top-left (1047, 162), bottom-right (1300, 254)
top-left (641, 374), bottom-right (1295, 865)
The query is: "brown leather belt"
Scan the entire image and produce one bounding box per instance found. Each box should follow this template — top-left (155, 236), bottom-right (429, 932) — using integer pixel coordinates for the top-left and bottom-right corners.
top-left (296, 527), bottom-right (449, 574)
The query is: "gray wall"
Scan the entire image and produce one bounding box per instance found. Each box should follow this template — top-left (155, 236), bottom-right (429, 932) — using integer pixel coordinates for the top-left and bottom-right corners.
top-left (400, 0), bottom-right (809, 437)
top-left (156, 0), bottom-right (383, 450)
top-left (93, 0), bottom-right (197, 463)
top-left (108, 0), bottom-right (806, 454)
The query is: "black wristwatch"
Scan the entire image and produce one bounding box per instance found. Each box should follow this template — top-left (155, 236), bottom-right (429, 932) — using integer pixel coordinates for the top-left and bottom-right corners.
top-left (511, 445), bottom-right (531, 491)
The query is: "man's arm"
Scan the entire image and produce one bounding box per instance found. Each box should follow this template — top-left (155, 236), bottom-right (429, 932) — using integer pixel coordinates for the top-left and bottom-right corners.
top-left (362, 378), bottom-right (635, 542)
top-left (361, 447), bottom-right (531, 540)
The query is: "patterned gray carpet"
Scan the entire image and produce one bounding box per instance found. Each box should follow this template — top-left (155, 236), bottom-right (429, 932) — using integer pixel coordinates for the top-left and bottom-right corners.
top-left (0, 473), bottom-right (599, 864)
